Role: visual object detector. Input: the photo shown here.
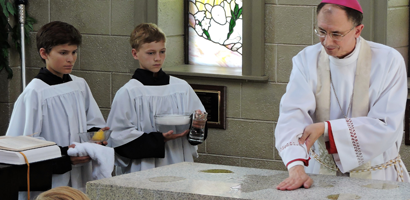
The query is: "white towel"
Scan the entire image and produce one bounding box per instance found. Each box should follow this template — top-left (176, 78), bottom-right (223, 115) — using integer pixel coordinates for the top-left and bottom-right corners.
top-left (67, 142), bottom-right (114, 180)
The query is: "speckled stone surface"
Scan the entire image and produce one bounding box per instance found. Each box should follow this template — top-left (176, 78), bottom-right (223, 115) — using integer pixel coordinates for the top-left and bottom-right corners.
top-left (86, 162), bottom-right (410, 200)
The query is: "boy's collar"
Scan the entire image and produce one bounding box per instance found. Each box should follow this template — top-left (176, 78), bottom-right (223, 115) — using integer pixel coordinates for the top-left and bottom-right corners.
top-left (35, 67), bottom-right (72, 86)
top-left (132, 68), bottom-right (169, 86)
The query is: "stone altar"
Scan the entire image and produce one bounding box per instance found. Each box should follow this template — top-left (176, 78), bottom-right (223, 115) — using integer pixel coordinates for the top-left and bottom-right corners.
top-left (86, 162), bottom-right (410, 200)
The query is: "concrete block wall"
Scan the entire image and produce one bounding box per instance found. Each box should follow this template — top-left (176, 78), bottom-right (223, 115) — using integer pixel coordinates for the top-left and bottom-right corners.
top-left (388, 0), bottom-right (410, 170)
top-left (0, 0), bottom-right (409, 172)
top-left (0, 0), bottom-right (141, 129)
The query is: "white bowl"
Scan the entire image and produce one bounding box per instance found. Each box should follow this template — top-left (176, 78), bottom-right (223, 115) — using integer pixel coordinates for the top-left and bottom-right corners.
top-left (154, 113), bottom-right (191, 134)
top-left (79, 130), bottom-right (112, 143)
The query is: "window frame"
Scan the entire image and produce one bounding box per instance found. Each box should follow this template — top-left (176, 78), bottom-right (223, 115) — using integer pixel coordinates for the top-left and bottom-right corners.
top-left (148, 0), bottom-right (267, 81)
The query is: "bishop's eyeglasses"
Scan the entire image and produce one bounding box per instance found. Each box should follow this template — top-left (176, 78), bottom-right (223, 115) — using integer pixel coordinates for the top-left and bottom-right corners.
top-left (314, 27), bottom-right (355, 41)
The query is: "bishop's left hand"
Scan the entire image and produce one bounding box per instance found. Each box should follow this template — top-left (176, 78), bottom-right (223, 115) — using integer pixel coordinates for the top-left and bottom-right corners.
top-left (298, 122), bottom-right (325, 152)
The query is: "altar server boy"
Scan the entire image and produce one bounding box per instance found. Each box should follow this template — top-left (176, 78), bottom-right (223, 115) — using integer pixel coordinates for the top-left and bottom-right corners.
top-left (107, 23), bottom-right (207, 174)
top-left (6, 21), bottom-right (108, 198)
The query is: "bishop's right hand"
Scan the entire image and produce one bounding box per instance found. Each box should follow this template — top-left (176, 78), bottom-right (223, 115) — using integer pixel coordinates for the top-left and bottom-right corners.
top-left (276, 165), bottom-right (313, 190)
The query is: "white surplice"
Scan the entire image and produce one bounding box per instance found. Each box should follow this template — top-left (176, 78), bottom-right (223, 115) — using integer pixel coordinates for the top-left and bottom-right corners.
top-left (107, 76), bottom-right (205, 174)
top-left (275, 37), bottom-right (409, 182)
top-left (6, 75), bottom-right (106, 198)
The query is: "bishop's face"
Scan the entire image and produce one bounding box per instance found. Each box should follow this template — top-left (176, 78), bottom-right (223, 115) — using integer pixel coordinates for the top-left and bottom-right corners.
top-left (316, 4), bottom-right (363, 58)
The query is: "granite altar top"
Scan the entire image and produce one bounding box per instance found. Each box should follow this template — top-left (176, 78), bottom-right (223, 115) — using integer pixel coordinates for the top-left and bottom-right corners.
top-left (86, 162), bottom-right (410, 200)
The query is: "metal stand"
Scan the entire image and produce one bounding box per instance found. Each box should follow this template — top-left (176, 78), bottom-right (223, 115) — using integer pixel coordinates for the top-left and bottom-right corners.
top-left (17, 0), bottom-right (27, 91)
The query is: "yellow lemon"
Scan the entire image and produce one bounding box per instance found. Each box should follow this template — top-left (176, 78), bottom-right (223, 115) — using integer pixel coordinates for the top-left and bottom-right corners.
top-left (92, 130), bottom-right (105, 141)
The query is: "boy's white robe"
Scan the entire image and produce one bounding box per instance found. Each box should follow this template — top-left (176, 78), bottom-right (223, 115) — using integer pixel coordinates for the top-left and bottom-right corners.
top-left (6, 75), bottom-right (106, 198)
top-left (107, 76), bottom-right (205, 174)
top-left (275, 38), bottom-right (410, 182)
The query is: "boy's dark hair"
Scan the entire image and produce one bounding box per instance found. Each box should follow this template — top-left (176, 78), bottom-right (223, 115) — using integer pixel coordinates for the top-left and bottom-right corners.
top-left (36, 21), bottom-right (82, 63)
top-left (317, 3), bottom-right (363, 26)
top-left (130, 23), bottom-right (166, 50)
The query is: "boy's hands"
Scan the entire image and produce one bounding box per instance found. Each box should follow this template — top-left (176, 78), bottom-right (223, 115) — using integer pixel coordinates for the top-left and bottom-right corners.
top-left (95, 127), bottom-right (110, 146)
top-left (192, 117), bottom-right (206, 128)
top-left (68, 144), bottom-right (91, 165)
top-left (70, 155), bottom-right (92, 165)
top-left (192, 110), bottom-right (207, 128)
top-left (163, 130), bottom-right (189, 142)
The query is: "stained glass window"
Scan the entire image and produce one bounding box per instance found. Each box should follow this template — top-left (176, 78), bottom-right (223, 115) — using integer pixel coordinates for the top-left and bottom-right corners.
top-left (187, 0), bottom-right (243, 68)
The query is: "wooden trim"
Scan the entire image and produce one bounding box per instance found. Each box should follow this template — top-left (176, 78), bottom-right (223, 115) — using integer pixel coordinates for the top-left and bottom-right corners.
top-left (405, 99), bottom-right (410, 145)
top-left (164, 64), bottom-right (269, 82)
top-left (184, 0), bottom-right (189, 64)
top-left (251, 0), bottom-right (265, 76)
top-left (134, 0), bottom-right (147, 25)
top-left (358, 0), bottom-right (387, 44)
top-left (147, 0), bottom-right (158, 24)
top-left (243, 0), bottom-right (265, 76)
top-left (372, 0), bottom-right (387, 44)
top-left (242, 0), bottom-right (252, 75)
